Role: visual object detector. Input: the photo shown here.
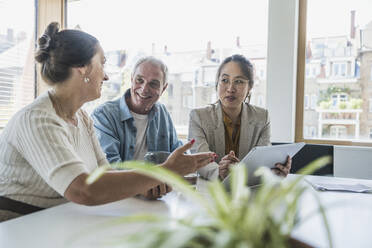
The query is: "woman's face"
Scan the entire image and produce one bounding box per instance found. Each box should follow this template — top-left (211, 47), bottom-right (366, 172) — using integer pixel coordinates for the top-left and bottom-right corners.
top-left (217, 61), bottom-right (250, 111)
top-left (85, 45), bottom-right (109, 101)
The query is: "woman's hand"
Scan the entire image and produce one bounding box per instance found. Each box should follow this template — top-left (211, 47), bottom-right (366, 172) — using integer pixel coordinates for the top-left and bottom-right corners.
top-left (219, 151), bottom-right (239, 180)
top-left (162, 139), bottom-right (215, 176)
top-left (271, 156), bottom-right (292, 177)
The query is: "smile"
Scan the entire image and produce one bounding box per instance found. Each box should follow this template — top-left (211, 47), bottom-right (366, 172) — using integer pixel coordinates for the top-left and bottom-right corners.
top-left (136, 93), bottom-right (151, 99)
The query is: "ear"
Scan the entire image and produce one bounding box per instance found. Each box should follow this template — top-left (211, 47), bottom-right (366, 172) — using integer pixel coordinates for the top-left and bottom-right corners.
top-left (76, 65), bottom-right (89, 77)
top-left (161, 83), bottom-right (168, 94)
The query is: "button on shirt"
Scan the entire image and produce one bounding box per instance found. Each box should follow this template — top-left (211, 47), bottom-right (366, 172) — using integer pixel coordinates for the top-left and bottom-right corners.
top-left (91, 90), bottom-right (183, 163)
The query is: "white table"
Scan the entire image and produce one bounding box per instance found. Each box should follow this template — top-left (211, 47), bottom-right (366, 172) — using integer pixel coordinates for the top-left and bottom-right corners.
top-left (1, 175), bottom-right (372, 248)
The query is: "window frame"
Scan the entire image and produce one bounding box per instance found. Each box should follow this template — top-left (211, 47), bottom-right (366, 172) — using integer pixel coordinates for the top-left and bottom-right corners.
top-left (295, 0), bottom-right (372, 146)
top-left (43, 0), bottom-right (372, 146)
top-left (36, 0), bottom-right (66, 96)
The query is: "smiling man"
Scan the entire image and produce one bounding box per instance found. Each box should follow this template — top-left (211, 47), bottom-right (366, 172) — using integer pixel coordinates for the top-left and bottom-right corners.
top-left (91, 57), bottom-right (182, 164)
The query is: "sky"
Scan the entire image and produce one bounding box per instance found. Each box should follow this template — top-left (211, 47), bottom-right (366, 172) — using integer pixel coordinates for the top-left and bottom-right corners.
top-left (307, 0), bottom-right (372, 38)
top-left (0, 0), bottom-right (35, 36)
top-left (0, 0), bottom-right (371, 51)
top-left (67, 0), bottom-right (269, 52)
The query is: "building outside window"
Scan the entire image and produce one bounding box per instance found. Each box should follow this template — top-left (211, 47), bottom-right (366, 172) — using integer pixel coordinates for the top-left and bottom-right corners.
top-left (330, 125), bottom-right (347, 139)
top-left (304, 126), bottom-right (309, 137)
top-left (311, 94), bottom-right (318, 109)
top-left (310, 126), bottom-right (317, 137)
top-left (0, 0), bottom-right (35, 132)
top-left (303, 0), bottom-right (372, 141)
top-left (331, 93), bottom-right (348, 108)
top-left (67, 0), bottom-right (269, 137)
top-left (305, 95), bottom-right (310, 109)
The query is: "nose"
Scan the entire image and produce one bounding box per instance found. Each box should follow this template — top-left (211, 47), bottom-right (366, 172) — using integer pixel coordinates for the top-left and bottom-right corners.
top-left (103, 73), bottom-right (109, 81)
top-left (141, 81), bottom-right (151, 93)
top-left (226, 82), bottom-right (235, 92)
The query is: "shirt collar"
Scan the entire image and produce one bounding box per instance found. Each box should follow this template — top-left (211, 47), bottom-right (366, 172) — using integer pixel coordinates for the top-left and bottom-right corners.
top-left (222, 108), bottom-right (242, 127)
top-left (119, 89), bottom-right (158, 122)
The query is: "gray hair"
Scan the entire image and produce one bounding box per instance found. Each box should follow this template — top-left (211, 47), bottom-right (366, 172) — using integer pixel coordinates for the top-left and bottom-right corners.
top-left (132, 56), bottom-right (168, 84)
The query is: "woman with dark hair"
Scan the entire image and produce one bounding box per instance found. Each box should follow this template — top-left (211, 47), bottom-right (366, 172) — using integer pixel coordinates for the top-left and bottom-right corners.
top-left (188, 54), bottom-right (291, 180)
top-left (0, 22), bottom-right (215, 222)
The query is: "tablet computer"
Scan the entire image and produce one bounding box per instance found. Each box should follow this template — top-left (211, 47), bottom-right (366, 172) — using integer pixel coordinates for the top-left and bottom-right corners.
top-left (223, 142), bottom-right (305, 189)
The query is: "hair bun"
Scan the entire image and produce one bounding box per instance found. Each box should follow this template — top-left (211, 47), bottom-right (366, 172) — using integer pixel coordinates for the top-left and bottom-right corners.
top-left (35, 22), bottom-right (60, 63)
top-left (38, 34), bottom-right (51, 50)
top-left (45, 22), bottom-right (59, 38)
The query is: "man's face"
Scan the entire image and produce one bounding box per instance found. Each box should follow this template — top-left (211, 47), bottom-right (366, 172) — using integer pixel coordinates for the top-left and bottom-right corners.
top-left (129, 61), bottom-right (167, 114)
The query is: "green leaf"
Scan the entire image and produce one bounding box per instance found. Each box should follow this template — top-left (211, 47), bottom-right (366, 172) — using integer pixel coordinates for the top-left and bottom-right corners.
top-left (85, 164), bottom-right (110, 184)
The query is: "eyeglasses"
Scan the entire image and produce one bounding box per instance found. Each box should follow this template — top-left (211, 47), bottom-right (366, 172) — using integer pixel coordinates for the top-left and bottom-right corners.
top-left (218, 77), bottom-right (249, 88)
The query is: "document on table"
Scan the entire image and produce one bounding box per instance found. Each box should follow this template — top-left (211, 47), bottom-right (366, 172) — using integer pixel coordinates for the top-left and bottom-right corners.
top-left (305, 178), bottom-right (372, 193)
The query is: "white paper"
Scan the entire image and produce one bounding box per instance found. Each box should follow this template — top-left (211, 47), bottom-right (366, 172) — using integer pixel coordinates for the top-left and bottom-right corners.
top-left (305, 179), bottom-right (372, 193)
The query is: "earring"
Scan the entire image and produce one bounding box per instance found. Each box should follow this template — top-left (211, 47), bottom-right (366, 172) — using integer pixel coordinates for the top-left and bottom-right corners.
top-left (84, 77), bottom-right (90, 83)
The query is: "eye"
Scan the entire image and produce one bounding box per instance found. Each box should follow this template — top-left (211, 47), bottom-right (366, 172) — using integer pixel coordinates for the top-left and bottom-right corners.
top-left (221, 78), bottom-right (229, 84)
top-left (136, 77), bottom-right (144, 84)
top-left (235, 80), bottom-right (244, 84)
top-left (150, 81), bottom-right (160, 89)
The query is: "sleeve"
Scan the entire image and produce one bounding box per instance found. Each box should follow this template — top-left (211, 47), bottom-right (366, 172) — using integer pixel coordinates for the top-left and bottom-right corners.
top-left (16, 110), bottom-right (88, 195)
top-left (188, 109), bottom-right (219, 180)
top-left (256, 109), bottom-right (271, 147)
top-left (188, 109), bottom-right (212, 153)
top-left (91, 108), bottom-right (122, 164)
top-left (80, 110), bottom-right (109, 166)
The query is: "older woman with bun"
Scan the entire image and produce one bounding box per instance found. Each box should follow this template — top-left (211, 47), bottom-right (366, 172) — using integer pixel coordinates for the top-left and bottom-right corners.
top-left (0, 23), bottom-right (214, 222)
top-left (188, 54), bottom-right (291, 180)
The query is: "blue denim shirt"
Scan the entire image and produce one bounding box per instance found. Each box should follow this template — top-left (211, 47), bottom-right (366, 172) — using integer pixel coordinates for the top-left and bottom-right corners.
top-left (91, 90), bottom-right (183, 163)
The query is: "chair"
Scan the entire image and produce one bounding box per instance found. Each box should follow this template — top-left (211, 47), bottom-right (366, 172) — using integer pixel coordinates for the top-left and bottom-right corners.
top-left (272, 143), bottom-right (333, 176)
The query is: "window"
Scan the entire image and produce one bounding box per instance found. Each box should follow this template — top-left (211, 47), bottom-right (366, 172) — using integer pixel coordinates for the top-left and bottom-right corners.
top-left (370, 65), bottom-right (372, 81)
top-left (330, 125), bottom-right (347, 139)
top-left (304, 126), bottom-right (309, 137)
top-left (67, 0), bottom-right (269, 136)
top-left (310, 126), bottom-right (317, 137)
top-left (301, 0), bottom-right (372, 142)
top-left (311, 94), bottom-right (317, 110)
top-left (182, 95), bottom-right (193, 109)
top-left (332, 62), bottom-right (347, 77)
top-left (0, 0), bottom-right (35, 131)
top-left (305, 95), bottom-right (310, 109)
top-left (370, 128), bottom-right (372, 139)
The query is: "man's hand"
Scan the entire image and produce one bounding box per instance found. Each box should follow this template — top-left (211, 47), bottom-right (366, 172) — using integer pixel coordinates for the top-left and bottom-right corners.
top-left (141, 184), bottom-right (172, 200)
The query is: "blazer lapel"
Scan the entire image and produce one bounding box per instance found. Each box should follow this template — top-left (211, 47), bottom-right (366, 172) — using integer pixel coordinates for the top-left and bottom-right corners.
top-left (213, 102), bottom-right (225, 161)
top-left (238, 104), bottom-right (254, 160)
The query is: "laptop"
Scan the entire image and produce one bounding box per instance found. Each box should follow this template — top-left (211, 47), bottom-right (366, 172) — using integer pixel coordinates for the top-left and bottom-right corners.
top-left (334, 145), bottom-right (372, 180)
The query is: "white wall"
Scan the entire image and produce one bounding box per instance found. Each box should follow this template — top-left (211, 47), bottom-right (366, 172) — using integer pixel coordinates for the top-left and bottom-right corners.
top-left (266, 0), bottom-right (299, 142)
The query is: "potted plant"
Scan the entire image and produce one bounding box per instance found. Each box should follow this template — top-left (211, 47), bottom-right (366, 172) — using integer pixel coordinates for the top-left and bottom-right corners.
top-left (84, 157), bottom-right (332, 248)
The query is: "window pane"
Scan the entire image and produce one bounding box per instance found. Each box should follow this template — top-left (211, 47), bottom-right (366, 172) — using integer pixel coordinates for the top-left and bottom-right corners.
top-left (0, 0), bottom-right (35, 131)
top-left (304, 0), bottom-right (372, 141)
top-left (67, 0), bottom-right (268, 136)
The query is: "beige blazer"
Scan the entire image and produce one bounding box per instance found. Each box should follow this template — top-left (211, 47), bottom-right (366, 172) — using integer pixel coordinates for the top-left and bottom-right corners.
top-left (188, 101), bottom-right (271, 179)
